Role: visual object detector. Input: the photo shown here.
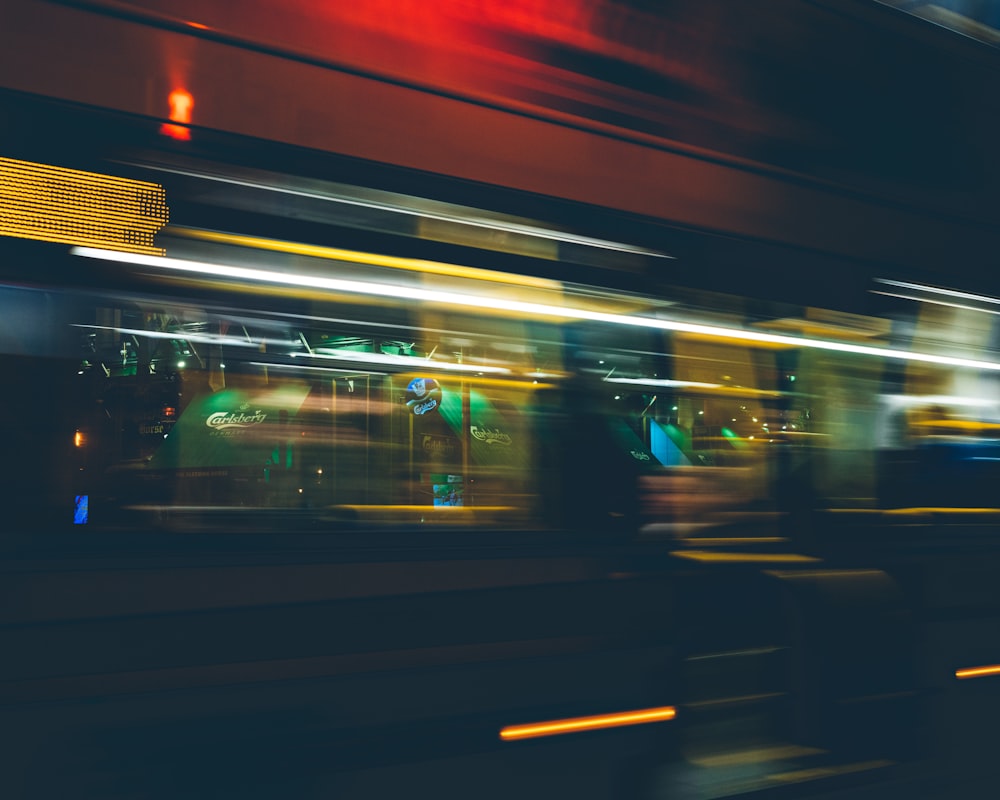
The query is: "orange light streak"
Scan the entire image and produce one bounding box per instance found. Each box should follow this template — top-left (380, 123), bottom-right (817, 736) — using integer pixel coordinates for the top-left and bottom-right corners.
top-left (499, 705), bottom-right (675, 741)
top-left (955, 664), bottom-right (1000, 680)
top-left (672, 550), bottom-right (820, 564)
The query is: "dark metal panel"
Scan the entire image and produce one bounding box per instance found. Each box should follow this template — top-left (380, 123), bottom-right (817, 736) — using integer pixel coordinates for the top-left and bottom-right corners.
top-left (2, 0), bottom-right (999, 283)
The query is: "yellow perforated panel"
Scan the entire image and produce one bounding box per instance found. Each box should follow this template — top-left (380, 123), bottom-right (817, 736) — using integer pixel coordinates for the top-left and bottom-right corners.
top-left (0, 157), bottom-right (168, 255)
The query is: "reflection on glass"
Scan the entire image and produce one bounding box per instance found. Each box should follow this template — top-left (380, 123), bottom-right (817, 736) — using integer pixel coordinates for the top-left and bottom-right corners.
top-left (7, 223), bottom-right (1000, 537)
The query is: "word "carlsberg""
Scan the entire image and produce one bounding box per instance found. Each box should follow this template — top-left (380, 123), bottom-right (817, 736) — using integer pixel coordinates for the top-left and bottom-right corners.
top-left (206, 410), bottom-right (267, 429)
top-left (470, 426), bottom-right (511, 446)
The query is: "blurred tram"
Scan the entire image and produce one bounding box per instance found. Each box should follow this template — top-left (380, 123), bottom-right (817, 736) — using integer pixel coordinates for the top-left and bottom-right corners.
top-left (3, 1), bottom-right (1000, 798)
top-left (0, 93), bottom-right (991, 800)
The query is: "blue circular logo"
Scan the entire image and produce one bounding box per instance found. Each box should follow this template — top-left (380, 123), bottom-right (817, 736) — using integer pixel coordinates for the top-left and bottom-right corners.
top-left (406, 377), bottom-right (442, 415)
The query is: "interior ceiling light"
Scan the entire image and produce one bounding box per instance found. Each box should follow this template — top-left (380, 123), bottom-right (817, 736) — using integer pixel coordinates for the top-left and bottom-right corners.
top-left (298, 350), bottom-right (510, 374)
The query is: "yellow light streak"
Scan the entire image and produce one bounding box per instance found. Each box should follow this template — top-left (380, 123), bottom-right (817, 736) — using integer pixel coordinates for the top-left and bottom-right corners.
top-left (499, 705), bottom-right (676, 741)
top-left (1, 158), bottom-right (167, 254)
top-left (672, 551), bottom-right (821, 564)
top-left (768, 759), bottom-right (894, 784)
top-left (955, 664), bottom-right (1000, 680)
top-left (674, 331), bottom-right (798, 349)
top-left (884, 507), bottom-right (1000, 516)
top-left (911, 419), bottom-right (1000, 433)
top-left (431, 374), bottom-right (559, 390)
top-left (170, 228), bottom-right (561, 290)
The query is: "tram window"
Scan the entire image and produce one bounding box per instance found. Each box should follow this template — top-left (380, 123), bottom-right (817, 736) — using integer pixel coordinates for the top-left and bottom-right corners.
top-left (59, 288), bottom-right (833, 533)
top-left (62, 295), bottom-right (571, 531)
top-left (8, 193), bottom-right (1000, 536)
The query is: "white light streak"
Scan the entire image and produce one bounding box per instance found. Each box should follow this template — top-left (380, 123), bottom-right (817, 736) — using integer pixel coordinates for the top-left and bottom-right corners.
top-left (604, 377), bottom-right (723, 390)
top-left (301, 350), bottom-right (509, 374)
top-left (880, 393), bottom-right (999, 408)
top-left (71, 323), bottom-right (286, 349)
top-left (73, 247), bottom-right (1000, 373)
top-left (872, 290), bottom-right (1000, 317)
top-left (875, 278), bottom-right (1000, 306)
top-left (132, 162), bottom-right (669, 258)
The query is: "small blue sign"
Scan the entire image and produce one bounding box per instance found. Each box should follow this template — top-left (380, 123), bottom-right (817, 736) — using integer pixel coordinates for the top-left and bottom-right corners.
top-left (74, 495), bottom-right (89, 525)
top-left (406, 377), bottom-right (442, 415)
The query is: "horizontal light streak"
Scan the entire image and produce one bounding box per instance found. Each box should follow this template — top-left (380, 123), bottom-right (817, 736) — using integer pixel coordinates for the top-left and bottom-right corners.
top-left (769, 759), bottom-right (894, 784)
top-left (911, 418), bottom-right (1000, 432)
top-left (875, 278), bottom-right (1000, 307)
top-left (689, 743), bottom-right (825, 768)
top-left (604, 376), bottom-right (786, 398)
top-left (72, 323), bottom-right (281, 349)
top-left (674, 331), bottom-right (799, 349)
top-left (872, 290), bottom-right (1000, 317)
top-left (298, 350), bottom-right (510, 374)
top-left (672, 551), bottom-right (820, 564)
top-left (499, 705), bottom-right (675, 741)
top-left (73, 329), bottom-right (542, 380)
top-left (684, 691), bottom-right (785, 709)
top-left (881, 393), bottom-right (998, 408)
top-left (883, 507), bottom-right (1000, 516)
top-left (686, 646), bottom-right (785, 661)
top-left (73, 248), bottom-right (1000, 373)
top-left (444, 375), bottom-right (558, 390)
top-left (173, 228), bottom-right (563, 290)
top-left (154, 169), bottom-right (669, 258)
top-left (764, 569), bottom-right (884, 580)
top-left (955, 664), bottom-right (1000, 680)
top-left (605, 377), bottom-right (723, 390)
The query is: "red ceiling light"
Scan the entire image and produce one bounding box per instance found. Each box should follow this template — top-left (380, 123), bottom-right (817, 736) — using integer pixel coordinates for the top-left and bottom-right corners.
top-left (160, 88), bottom-right (194, 141)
